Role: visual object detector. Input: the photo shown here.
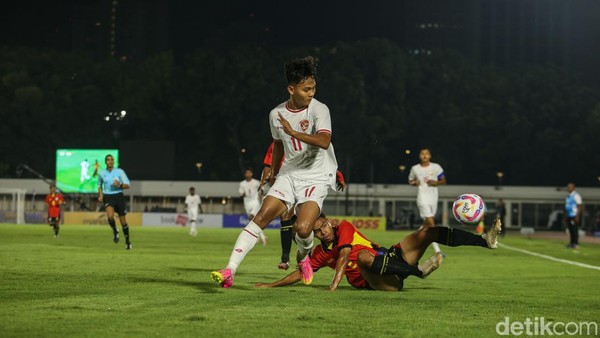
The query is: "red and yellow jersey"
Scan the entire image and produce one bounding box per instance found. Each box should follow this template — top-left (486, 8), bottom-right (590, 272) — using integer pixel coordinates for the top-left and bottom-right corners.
top-left (310, 221), bottom-right (380, 289)
top-left (45, 193), bottom-right (64, 218)
top-left (263, 142), bottom-right (285, 167)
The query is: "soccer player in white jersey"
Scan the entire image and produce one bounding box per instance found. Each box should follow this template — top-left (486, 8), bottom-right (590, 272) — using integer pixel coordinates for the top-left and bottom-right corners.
top-left (408, 148), bottom-right (447, 253)
top-left (185, 187), bottom-right (203, 237)
top-left (80, 159), bottom-right (90, 182)
top-left (239, 168), bottom-right (267, 245)
top-left (211, 56), bottom-right (338, 288)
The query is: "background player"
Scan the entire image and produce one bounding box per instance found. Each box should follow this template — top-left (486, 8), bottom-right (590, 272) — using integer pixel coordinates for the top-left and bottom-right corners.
top-left (185, 187), bottom-right (203, 237)
top-left (98, 154), bottom-right (132, 250)
top-left (211, 56), bottom-right (338, 288)
top-left (80, 159), bottom-right (90, 183)
top-left (408, 147), bottom-right (447, 253)
top-left (256, 214), bottom-right (502, 291)
top-left (45, 184), bottom-right (64, 238)
top-left (239, 168), bottom-right (267, 245)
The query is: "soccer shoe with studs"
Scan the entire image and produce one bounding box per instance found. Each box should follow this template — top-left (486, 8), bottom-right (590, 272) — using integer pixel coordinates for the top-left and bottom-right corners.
top-left (125, 243), bottom-right (132, 250)
top-left (483, 218), bottom-right (502, 249)
top-left (298, 256), bottom-right (314, 285)
top-left (211, 269), bottom-right (234, 288)
top-left (418, 252), bottom-right (444, 278)
top-left (113, 232), bottom-right (120, 243)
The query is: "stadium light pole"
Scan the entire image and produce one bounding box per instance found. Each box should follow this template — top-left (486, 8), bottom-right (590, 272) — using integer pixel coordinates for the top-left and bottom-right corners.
top-left (496, 171), bottom-right (504, 190)
top-left (195, 162), bottom-right (203, 179)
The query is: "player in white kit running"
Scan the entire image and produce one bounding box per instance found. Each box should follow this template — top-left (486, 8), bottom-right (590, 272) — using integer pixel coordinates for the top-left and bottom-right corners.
top-left (239, 168), bottom-right (267, 245)
top-left (211, 56), bottom-right (338, 288)
top-left (408, 148), bottom-right (447, 253)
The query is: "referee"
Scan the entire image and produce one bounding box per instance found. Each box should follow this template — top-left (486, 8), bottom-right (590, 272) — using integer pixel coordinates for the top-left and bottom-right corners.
top-left (98, 154), bottom-right (132, 250)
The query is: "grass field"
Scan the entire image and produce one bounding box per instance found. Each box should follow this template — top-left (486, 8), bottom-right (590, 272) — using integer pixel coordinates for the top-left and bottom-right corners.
top-left (1, 224), bottom-right (599, 337)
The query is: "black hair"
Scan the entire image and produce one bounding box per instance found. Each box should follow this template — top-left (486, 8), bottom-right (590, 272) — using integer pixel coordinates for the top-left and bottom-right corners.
top-left (105, 154), bottom-right (113, 162)
top-left (284, 56), bottom-right (317, 85)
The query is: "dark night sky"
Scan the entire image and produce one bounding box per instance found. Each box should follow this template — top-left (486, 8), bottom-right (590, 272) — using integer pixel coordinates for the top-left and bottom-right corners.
top-left (1, 1), bottom-right (402, 51)
top-left (1, 0), bottom-right (599, 83)
top-left (2, 1), bottom-right (600, 59)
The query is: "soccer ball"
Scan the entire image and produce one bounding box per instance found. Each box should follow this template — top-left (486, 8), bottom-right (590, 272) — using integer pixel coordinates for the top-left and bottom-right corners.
top-left (452, 193), bottom-right (485, 224)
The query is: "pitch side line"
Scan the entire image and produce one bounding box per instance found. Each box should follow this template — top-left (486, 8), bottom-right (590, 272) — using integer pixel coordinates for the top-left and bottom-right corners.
top-left (498, 243), bottom-right (600, 271)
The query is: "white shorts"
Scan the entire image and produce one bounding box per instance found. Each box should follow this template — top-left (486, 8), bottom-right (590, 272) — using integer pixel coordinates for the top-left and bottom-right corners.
top-left (417, 202), bottom-right (437, 219)
top-left (244, 200), bottom-right (261, 217)
top-left (188, 209), bottom-right (198, 223)
top-left (266, 174), bottom-right (329, 212)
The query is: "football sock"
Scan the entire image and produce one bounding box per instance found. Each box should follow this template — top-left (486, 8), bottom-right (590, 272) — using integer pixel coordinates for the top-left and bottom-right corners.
top-left (435, 226), bottom-right (487, 247)
top-left (431, 242), bottom-right (441, 253)
top-left (122, 224), bottom-right (130, 244)
top-left (369, 253), bottom-right (423, 279)
top-left (295, 232), bottom-right (314, 262)
top-left (226, 221), bottom-right (262, 274)
top-left (108, 218), bottom-right (118, 234)
top-left (280, 219), bottom-right (294, 262)
top-left (190, 220), bottom-right (196, 232)
top-left (53, 225), bottom-right (59, 236)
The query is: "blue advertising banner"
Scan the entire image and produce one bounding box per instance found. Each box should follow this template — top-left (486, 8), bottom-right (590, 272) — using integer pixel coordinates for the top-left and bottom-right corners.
top-left (223, 214), bottom-right (281, 228)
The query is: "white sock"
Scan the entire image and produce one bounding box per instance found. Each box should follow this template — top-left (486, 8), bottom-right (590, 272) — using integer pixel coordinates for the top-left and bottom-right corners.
top-left (190, 221), bottom-right (196, 232)
top-left (432, 242), bottom-right (441, 253)
top-left (226, 221), bottom-right (262, 274)
top-left (295, 232), bottom-right (314, 262)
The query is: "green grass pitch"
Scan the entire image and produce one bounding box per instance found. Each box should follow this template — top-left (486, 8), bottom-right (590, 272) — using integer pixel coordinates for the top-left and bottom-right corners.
top-left (1, 224), bottom-right (598, 337)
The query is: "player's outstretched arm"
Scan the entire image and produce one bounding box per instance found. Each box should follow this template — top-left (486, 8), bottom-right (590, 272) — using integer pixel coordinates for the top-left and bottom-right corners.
top-left (329, 247), bottom-right (351, 291)
top-left (255, 270), bottom-right (302, 288)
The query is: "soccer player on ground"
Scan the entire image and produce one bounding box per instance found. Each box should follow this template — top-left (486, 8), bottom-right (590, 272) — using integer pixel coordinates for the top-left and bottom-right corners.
top-left (408, 147), bottom-right (447, 253)
top-left (256, 215), bottom-right (502, 291)
top-left (211, 56), bottom-right (338, 288)
top-left (185, 187), bottom-right (203, 237)
top-left (98, 154), bottom-right (132, 250)
top-left (239, 168), bottom-right (267, 246)
top-left (45, 184), bottom-right (64, 238)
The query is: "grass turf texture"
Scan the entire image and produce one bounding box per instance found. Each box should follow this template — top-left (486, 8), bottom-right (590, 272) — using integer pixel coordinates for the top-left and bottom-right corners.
top-left (1, 224), bottom-right (598, 337)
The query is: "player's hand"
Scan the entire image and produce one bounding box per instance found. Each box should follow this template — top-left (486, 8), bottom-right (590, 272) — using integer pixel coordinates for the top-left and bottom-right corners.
top-left (113, 179), bottom-right (120, 187)
top-left (327, 284), bottom-right (337, 292)
top-left (277, 112), bottom-right (295, 136)
top-left (336, 171), bottom-right (347, 191)
top-left (427, 181), bottom-right (437, 187)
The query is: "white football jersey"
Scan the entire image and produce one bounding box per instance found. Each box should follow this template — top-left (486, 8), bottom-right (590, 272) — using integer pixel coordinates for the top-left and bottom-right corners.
top-left (185, 194), bottom-right (202, 212)
top-left (408, 162), bottom-right (445, 205)
top-left (269, 98), bottom-right (338, 188)
top-left (239, 178), bottom-right (261, 206)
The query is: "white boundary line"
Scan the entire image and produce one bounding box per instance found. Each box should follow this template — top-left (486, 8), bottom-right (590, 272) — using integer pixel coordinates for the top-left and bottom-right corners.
top-left (498, 243), bottom-right (600, 271)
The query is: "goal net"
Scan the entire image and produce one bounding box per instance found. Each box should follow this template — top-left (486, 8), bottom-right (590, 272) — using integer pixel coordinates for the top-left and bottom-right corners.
top-left (0, 188), bottom-right (27, 224)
